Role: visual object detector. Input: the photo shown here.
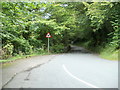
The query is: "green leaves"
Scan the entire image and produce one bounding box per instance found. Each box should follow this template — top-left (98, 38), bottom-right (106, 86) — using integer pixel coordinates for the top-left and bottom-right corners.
top-left (1, 2), bottom-right (119, 59)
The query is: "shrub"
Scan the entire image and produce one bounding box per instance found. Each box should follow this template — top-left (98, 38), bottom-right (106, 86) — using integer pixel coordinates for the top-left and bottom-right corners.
top-left (2, 43), bottom-right (14, 59)
top-left (51, 44), bottom-right (65, 53)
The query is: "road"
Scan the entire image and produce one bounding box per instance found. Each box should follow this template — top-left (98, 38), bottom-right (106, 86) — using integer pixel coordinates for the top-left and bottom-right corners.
top-left (2, 46), bottom-right (118, 89)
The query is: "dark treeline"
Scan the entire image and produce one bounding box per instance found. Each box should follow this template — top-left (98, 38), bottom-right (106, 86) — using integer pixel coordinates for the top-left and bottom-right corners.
top-left (0, 2), bottom-right (119, 59)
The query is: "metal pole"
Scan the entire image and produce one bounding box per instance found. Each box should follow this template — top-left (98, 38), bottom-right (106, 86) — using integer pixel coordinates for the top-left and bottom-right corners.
top-left (48, 37), bottom-right (49, 53)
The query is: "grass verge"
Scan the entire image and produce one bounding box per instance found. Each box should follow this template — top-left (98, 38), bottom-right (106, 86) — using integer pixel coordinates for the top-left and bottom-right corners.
top-left (99, 48), bottom-right (119, 61)
top-left (0, 51), bottom-right (51, 63)
top-left (75, 43), bottom-right (118, 61)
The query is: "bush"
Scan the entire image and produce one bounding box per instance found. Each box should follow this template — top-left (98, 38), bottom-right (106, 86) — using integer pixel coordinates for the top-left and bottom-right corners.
top-left (12, 38), bottom-right (33, 55)
top-left (33, 48), bottom-right (45, 53)
top-left (2, 43), bottom-right (14, 59)
top-left (51, 44), bottom-right (65, 53)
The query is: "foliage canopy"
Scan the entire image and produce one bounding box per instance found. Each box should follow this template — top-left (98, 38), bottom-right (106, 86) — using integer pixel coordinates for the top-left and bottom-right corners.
top-left (0, 2), bottom-right (119, 59)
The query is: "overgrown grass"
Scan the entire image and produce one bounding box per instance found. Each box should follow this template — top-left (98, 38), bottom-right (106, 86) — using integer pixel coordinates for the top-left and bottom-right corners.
top-left (99, 46), bottom-right (119, 60)
top-left (0, 45), bottom-right (66, 63)
top-left (100, 50), bottom-right (118, 60)
top-left (0, 51), bottom-right (51, 63)
top-left (75, 42), bottom-right (118, 61)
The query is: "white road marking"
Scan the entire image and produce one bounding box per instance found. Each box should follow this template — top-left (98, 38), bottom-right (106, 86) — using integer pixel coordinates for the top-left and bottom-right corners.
top-left (62, 64), bottom-right (99, 88)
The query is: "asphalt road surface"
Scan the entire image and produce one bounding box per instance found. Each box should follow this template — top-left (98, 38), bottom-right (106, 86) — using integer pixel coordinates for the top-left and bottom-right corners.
top-left (2, 46), bottom-right (118, 89)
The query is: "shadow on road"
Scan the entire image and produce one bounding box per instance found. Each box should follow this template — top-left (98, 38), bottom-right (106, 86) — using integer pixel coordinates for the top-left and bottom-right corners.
top-left (68, 45), bottom-right (90, 53)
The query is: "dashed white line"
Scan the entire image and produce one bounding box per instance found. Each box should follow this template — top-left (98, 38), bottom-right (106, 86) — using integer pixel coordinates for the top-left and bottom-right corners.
top-left (62, 64), bottom-right (99, 88)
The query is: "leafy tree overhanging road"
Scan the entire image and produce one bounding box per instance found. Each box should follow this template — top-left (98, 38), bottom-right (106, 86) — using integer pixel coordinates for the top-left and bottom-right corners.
top-left (0, 2), bottom-right (119, 89)
top-left (1, 2), bottom-right (119, 60)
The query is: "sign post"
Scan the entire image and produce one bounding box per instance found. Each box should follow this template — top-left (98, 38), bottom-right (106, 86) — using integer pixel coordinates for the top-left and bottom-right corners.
top-left (46, 32), bottom-right (52, 53)
top-left (48, 37), bottom-right (49, 53)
